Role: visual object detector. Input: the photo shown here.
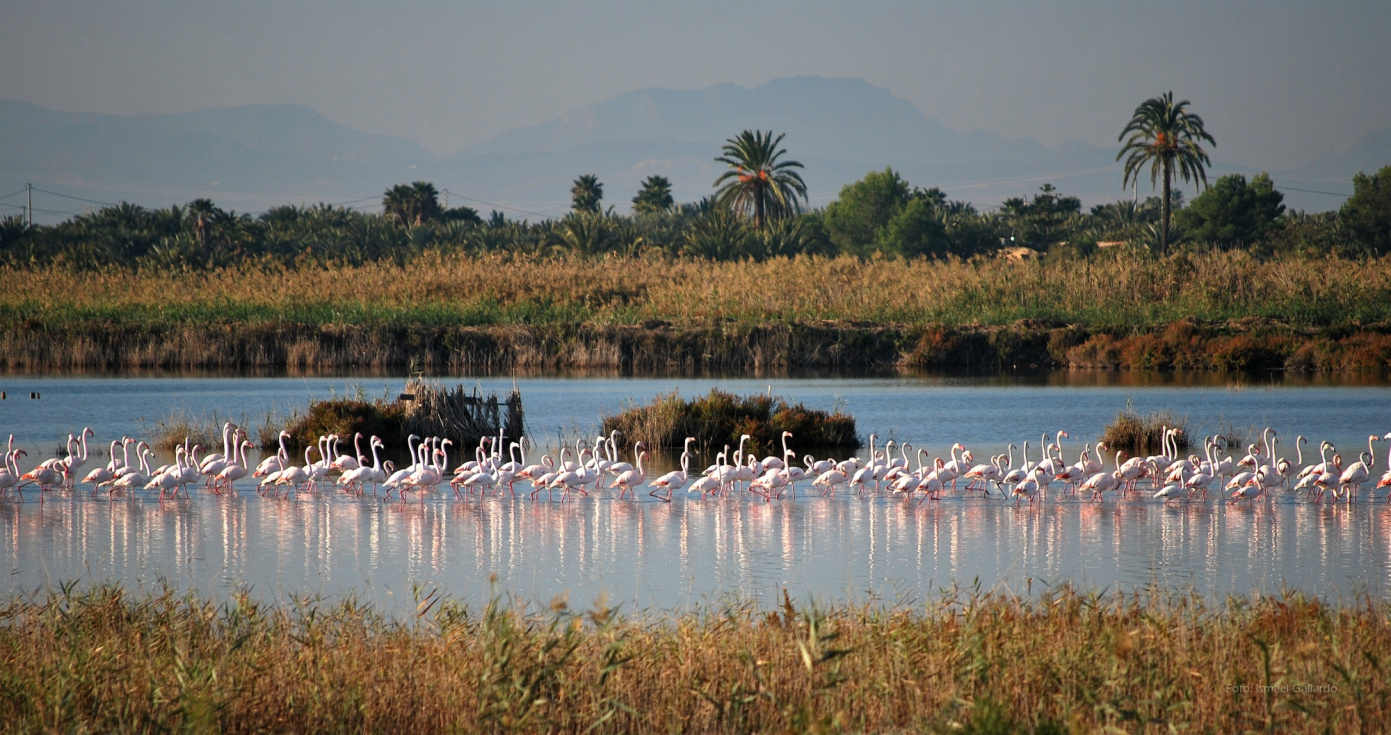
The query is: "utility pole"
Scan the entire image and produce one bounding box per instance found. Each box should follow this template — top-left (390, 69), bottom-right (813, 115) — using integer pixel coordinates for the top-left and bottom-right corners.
top-left (26, 183), bottom-right (32, 227)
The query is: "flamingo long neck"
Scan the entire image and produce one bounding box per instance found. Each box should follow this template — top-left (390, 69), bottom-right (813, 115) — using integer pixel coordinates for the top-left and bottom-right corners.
top-left (1113, 448), bottom-right (1124, 472)
top-left (1367, 436), bottom-right (1377, 467)
top-left (781, 433), bottom-right (790, 458)
top-left (1295, 437), bottom-right (1305, 465)
top-left (438, 441), bottom-right (449, 472)
top-left (78, 430), bottom-right (90, 461)
top-left (370, 441), bottom-right (382, 472)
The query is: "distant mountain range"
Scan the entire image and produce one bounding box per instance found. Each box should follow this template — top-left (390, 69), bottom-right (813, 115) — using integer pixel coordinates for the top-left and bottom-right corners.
top-left (3, 77), bottom-right (1385, 223)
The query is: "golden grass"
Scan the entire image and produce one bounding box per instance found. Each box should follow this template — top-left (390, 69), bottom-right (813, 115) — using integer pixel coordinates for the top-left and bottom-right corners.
top-left (1, 582), bottom-right (1385, 733)
top-left (3, 250), bottom-right (1388, 329)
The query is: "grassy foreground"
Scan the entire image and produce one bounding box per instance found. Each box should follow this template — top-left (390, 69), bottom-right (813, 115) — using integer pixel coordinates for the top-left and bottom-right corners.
top-left (1, 583), bottom-right (1385, 733)
top-left (2, 251), bottom-right (1390, 372)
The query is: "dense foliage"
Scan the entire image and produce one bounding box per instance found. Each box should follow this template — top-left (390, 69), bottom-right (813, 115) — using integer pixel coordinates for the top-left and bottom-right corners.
top-left (2, 165), bottom-right (1384, 272)
top-left (600, 389), bottom-right (860, 455)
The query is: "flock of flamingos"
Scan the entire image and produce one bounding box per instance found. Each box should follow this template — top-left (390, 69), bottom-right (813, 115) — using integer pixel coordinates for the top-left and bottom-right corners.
top-left (3, 423), bottom-right (1391, 508)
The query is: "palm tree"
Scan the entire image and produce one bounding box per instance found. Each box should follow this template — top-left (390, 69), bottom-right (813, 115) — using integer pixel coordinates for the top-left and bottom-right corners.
top-left (571, 174), bottom-right (604, 214)
top-left (712, 130), bottom-right (808, 230)
top-left (1117, 92), bottom-right (1215, 254)
top-left (382, 182), bottom-right (442, 226)
top-left (186, 198), bottom-right (219, 246)
top-left (632, 175), bottom-right (674, 214)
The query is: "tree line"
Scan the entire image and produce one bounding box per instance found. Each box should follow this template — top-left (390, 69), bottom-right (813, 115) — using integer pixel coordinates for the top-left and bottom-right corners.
top-left (1, 94), bottom-right (1387, 270)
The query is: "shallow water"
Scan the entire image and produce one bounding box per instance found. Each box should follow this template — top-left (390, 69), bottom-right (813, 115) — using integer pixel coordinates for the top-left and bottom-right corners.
top-left (1, 373), bottom-right (1389, 612)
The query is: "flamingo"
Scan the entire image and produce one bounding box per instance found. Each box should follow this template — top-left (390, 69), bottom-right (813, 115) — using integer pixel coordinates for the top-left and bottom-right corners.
top-left (1375, 432), bottom-right (1391, 501)
top-left (273, 446), bottom-right (315, 499)
top-left (916, 458), bottom-right (947, 504)
top-left (1079, 447), bottom-right (1124, 502)
top-left (1012, 468), bottom-right (1043, 506)
top-left (338, 436), bottom-right (385, 495)
top-left (612, 451), bottom-right (648, 499)
top-left (255, 432), bottom-right (291, 477)
top-left (110, 448), bottom-right (154, 498)
top-left (1154, 463), bottom-right (1186, 505)
top-left (813, 467), bottom-right (849, 497)
top-left (330, 433), bottom-right (362, 473)
top-left (1335, 435), bottom-right (1379, 501)
top-left (0, 450), bottom-right (26, 497)
top-left (649, 441), bottom-right (694, 502)
top-left (82, 439), bottom-right (121, 493)
top-left (215, 440), bottom-right (254, 493)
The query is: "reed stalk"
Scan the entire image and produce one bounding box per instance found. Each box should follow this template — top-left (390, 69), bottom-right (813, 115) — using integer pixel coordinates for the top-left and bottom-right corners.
top-left (0, 582), bottom-right (1384, 733)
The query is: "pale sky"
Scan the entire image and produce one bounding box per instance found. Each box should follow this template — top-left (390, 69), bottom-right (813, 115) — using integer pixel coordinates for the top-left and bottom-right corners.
top-left (2, 1), bottom-right (1388, 172)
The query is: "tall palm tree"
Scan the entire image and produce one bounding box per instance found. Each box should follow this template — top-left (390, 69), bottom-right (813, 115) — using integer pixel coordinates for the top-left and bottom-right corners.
top-left (1117, 92), bottom-right (1215, 254)
top-left (571, 174), bottom-right (604, 214)
top-left (632, 175), bottom-right (674, 214)
top-left (713, 130), bottom-right (808, 230)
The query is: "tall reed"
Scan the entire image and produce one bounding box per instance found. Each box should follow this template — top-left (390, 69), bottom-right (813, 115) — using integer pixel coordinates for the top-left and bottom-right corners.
top-left (0, 582), bottom-right (1384, 733)
top-left (3, 251), bottom-right (1388, 329)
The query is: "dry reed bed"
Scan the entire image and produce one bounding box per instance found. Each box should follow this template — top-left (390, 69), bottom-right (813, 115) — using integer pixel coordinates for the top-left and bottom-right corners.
top-left (0, 584), bottom-right (1384, 733)
top-left (4, 252), bottom-right (1389, 327)
top-left (2, 252), bottom-right (1389, 372)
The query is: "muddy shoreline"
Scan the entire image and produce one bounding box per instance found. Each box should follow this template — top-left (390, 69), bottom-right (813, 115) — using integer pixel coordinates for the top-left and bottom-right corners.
top-left (3, 317), bottom-right (1387, 373)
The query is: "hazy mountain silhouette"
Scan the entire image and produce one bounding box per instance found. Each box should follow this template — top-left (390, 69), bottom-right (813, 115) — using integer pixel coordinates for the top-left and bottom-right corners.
top-left (3, 78), bottom-right (1381, 221)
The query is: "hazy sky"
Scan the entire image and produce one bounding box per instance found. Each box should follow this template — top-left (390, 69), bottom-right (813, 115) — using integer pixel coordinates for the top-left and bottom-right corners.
top-left (2, 1), bottom-right (1388, 172)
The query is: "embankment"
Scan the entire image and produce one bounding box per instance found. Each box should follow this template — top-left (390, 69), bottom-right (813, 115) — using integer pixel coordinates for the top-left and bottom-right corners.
top-left (2, 317), bottom-right (1388, 373)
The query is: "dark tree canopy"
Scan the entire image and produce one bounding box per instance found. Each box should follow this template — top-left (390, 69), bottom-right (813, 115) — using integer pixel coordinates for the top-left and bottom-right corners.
top-left (571, 174), bottom-right (604, 214)
top-left (382, 182), bottom-right (443, 226)
top-left (823, 168), bottom-right (914, 253)
top-left (1340, 165), bottom-right (1391, 253)
top-left (1178, 172), bottom-right (1285, 247)
top-left (632, 175), bottom-right (675, 214)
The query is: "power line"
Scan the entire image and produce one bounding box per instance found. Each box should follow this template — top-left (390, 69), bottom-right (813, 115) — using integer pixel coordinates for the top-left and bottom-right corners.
top-left (441, 189), bottom-right (564, 218)
top-left (1274, 185), bottom-right (1351, 197)
top-left (0, 201), bottom-right (82, 216)
top-left (27, 186), bottom-right (119, 207)
top-left (0, 188), bottom-right (29, 201)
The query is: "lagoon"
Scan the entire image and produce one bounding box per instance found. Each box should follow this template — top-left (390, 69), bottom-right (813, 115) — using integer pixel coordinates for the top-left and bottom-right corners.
top-left (2, 372), bottom-right (1389, 612)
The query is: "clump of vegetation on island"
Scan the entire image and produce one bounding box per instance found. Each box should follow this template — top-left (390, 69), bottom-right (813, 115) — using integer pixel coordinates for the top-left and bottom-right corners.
top-left (0, 582), bottom-right (1383, 732)
top-left (259, 379), bottom-right (523, 452)
top-left (1099, 402), bottom-right (1189, 456)
top-left (601, 389), bottom-right (859, 455)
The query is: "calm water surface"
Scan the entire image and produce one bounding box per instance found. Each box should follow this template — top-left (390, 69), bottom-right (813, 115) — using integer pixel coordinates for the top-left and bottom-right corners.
top-left (2, 373), bottom-right (1389, 612)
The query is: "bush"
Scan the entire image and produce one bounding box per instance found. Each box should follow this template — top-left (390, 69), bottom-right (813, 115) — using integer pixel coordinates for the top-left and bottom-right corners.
top-left (600, 388), bottom-right (859, 456)
top-left (1099, 402), bottom-right (1188, 457)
